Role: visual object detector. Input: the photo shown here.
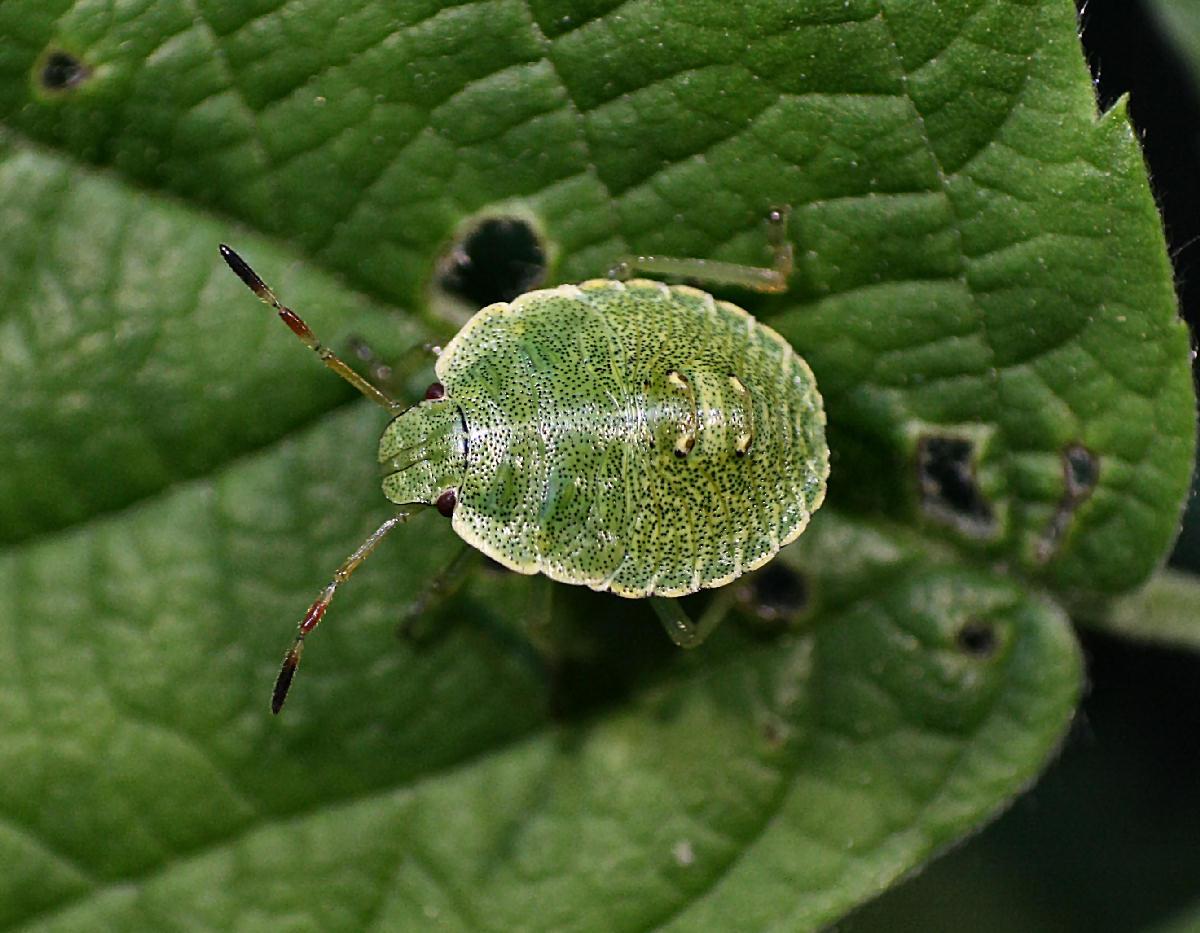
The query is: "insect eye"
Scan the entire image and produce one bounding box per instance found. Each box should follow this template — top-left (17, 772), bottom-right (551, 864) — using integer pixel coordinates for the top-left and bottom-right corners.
top-left (435, 489), bottom-right (458, 517)
top-left (425, 381), bottom-right (446, 400)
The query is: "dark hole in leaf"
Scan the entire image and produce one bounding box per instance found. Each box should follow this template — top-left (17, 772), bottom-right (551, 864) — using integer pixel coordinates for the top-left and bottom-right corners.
top-left (439, 216), bottom-right (546, 306)
top-left (956, 619), bottom-right (997, 658)
top-left (1034, 441), bottom-right (1102, 562)
top-left (40, 51), bottom-right (91, 91)
top-left (748, 563), bottom-right (808, 622)
top-left (1064, 443), bottom-right (1099, 498)
top-left (917, 434), bottom-right (996, 536)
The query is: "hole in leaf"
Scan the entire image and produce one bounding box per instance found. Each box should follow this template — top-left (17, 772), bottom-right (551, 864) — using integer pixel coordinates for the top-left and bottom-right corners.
top-left (956, 618), bottom-right (997, 658)
top-left (438, 216), bottom-right (547, 307)
top-left (916, 434), bottom-right (996, 537)
top-left (1064, 443), bottom-right (1100, 498)
top-left (747, 563), bottom-right (808, 622)
top-left (39, 50), bottom-right (91, 91)
top-left (1035, 442), bottom-right (1101, 562)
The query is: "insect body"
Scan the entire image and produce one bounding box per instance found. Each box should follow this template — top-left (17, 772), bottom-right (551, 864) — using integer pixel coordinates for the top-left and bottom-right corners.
top-left (220, 214), bottom-right (828, 713)
top-left (407, 278), bottom-right (827, 596)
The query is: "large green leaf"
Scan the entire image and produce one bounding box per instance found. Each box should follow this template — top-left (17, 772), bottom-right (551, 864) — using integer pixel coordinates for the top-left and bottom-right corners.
top-left (0, 0), bottom-right (1190, 929)
top-left (2, 451), bottom-right (1081, 930)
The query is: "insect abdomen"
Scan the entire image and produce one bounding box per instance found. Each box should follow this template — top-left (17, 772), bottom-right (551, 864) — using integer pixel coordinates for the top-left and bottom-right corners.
top-left (617, 303), bottom-right (821, 596)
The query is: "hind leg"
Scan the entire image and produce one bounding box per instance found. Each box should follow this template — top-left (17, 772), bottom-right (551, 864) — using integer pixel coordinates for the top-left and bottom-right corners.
top-left (608, 207), bottom-right (793, 293)
top-left (396, 542), bottom-right (479, 642)
top-left (650, 592), bottom-right (736, 648)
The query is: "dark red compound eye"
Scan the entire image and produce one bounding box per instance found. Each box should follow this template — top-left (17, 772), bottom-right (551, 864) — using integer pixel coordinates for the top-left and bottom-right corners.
top-left (425, 381), bottom-right (446, 400)
top-left (436, 489), bottom-right (457, 517)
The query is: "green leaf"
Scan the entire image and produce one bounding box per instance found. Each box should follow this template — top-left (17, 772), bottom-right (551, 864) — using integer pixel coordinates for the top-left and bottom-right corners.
top-left (0, 0), bottom-right (1189, 929)
top-left (1080, 568), bottom-right (1200, 653)
top-left (2, 454), bottom-right (1081, 930)
top-left (766, 25), bottom-right (1195, 603)
top-left (0, 142), bottom-right (425, 542)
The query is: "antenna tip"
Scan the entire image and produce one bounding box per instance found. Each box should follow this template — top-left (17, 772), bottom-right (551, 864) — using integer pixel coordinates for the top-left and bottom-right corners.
top-left (271, 661), bottom-right (296, 715)
top-left (219, 243), bottom-right (268, 294)
top-left (271, 640), bottom-right (303, 715)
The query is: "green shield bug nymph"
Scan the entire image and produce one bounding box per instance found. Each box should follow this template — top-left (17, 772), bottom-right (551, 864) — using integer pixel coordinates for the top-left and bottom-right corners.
top-left (220, 209), bottom-right (828, 713)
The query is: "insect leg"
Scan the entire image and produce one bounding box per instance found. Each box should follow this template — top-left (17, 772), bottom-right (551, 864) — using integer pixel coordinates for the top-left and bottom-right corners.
top-left (523, 574), bottom-right (559, 657)
top-left (651, 597), bottom-right (697, 647)
top-left (607, 206), bottom-right (793, 294)
top-left (348, 336), bottom-right (444, 402)
top-left (272, 510), bottom-right (415, 714)
top-left (651, 591), bottom-right (737, 649)
top-left (396, 541), bottom-right (478, 642)
top-left (219, 244), bottom-right (405, 414)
